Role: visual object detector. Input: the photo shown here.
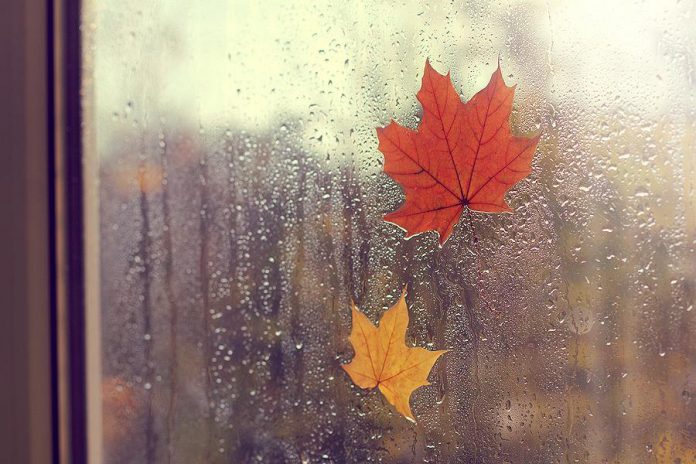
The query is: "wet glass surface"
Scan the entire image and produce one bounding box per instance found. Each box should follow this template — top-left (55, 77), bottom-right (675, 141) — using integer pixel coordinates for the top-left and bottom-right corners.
top-left (85, 1), bottom-right (696, 462)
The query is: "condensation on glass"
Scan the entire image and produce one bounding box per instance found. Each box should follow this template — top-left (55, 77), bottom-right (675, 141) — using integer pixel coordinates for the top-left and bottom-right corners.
top-left (83, 1), bottom-right (696, 462)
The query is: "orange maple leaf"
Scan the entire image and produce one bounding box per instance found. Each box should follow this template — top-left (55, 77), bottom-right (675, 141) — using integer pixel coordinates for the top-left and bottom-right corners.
top-left (377, 60), bottom-right (540, 244)
top-left (342, 290), bottom-right (448, 422)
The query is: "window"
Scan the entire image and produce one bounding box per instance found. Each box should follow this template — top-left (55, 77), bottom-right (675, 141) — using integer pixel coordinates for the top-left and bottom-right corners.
top-left (81, 1), bottom-right (696, 463)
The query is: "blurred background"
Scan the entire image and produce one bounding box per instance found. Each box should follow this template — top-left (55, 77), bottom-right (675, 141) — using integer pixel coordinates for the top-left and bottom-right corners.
top-left (83, 0), bottom-right (696, 462)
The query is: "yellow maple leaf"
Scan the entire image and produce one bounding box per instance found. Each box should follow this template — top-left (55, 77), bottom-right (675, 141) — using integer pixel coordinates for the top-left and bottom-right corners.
top-left (342, 289), bottom-right (449, 422)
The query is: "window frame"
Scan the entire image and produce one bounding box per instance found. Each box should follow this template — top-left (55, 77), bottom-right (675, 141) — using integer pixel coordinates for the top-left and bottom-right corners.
top-left (53, 0), bottom-right (101, 462)
top-left (0, 0), bottom-right (94, 462)
top-left (0, 0), bottom-right (56, 462)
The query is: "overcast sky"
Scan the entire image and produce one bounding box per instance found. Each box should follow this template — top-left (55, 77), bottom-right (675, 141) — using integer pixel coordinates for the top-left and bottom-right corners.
top-left (86, 0), bottom-right (695, 158)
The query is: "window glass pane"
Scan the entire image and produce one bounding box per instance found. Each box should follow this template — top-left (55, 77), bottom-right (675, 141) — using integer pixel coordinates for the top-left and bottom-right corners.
top-left (83, 1), bottom-right (696, 462)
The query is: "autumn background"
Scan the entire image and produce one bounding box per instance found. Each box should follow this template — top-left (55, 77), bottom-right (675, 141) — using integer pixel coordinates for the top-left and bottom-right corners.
top-left (85, 0), bottom-right (696, 463)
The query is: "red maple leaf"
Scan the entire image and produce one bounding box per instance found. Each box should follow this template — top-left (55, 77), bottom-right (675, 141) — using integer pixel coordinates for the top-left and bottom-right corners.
top-left (377, 60), bottom-right (540, 244)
